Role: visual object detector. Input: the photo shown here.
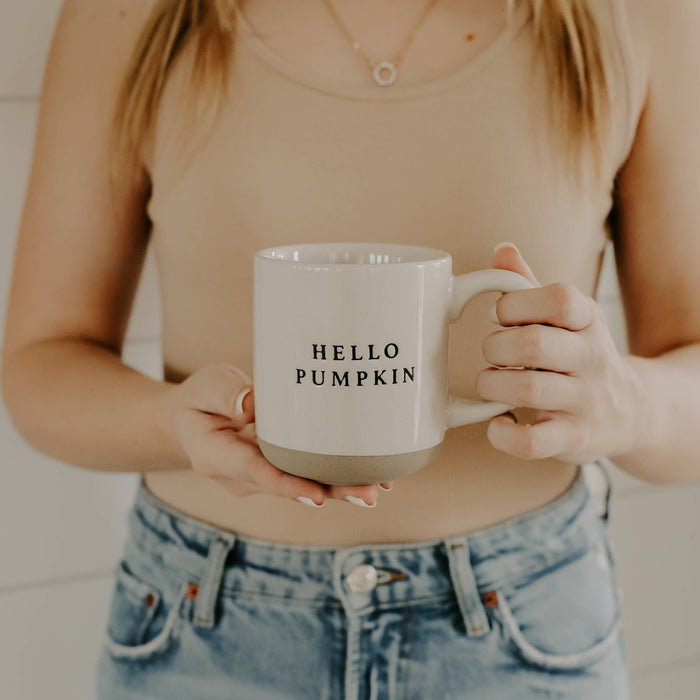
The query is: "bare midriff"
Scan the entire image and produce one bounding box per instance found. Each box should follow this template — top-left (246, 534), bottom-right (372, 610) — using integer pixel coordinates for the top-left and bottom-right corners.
top-left (143, 357), bottom-right (579, 547)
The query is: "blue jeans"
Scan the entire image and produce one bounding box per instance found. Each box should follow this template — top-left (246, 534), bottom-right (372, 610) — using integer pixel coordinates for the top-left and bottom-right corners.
top-left (96, 461), bottom-right (631, 699)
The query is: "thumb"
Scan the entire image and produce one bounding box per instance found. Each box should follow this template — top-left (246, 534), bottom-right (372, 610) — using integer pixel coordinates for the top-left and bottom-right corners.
top-left (187, 364), bottom-right (256, 427)
top-left (491, 241), bottom-right (541, 287)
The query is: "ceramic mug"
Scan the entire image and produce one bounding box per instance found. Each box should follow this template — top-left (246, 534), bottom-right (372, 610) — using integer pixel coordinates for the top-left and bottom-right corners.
top-left (253, 242), bottom-right (534, 485)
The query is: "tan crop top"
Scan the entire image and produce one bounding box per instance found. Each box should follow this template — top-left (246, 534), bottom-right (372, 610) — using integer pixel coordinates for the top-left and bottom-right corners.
top-left (145, 0), bottom-right (644, 395)
top-left (138, 0), bottom-right (646, 542)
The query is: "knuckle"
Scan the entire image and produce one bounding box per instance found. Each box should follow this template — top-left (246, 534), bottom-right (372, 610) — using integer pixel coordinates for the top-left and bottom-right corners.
top-left (515, 373), bottom-right (540, 406)
top-left (586, 341), bottom-right (606, 372)
top-left (520, 325), bottom-right (545, 366)
top-left (475, 369), bottom-right (492, 397)
top-left (517, 424), bottom-right (542, 459)
top-left (550, 282), bottom-right (576, 324)
top-left (482, 333), bottom-right (495, 361)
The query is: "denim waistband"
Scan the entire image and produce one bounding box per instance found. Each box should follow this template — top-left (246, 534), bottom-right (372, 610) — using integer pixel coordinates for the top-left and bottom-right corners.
top-left (126, 461), bottom-right (608, 631)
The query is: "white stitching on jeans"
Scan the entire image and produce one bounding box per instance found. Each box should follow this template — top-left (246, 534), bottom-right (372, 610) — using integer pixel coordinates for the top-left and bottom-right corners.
top-left (104, 582), bottom-right (188, 660)
top-left (492, 586), bottom-right (623, 670)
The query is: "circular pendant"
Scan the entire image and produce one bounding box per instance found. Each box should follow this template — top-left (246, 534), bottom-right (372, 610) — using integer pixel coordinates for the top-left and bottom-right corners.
top-left (372, 61), bottom-right (398, 87)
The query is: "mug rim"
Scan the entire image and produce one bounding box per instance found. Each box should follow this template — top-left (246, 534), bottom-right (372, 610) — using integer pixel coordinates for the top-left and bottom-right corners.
top-left (255, 242), bottom-right (452, 267)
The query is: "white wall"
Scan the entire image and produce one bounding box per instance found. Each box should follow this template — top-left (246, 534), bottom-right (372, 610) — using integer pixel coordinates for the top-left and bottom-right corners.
top-left (1, 4), bottom-right (698, 698)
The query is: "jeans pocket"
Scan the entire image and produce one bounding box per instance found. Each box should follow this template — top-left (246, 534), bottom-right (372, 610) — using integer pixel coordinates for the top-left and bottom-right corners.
top-left (488, 536), bottom-right (623, 672)
top-left (103, 559), bottom-right (188, 662)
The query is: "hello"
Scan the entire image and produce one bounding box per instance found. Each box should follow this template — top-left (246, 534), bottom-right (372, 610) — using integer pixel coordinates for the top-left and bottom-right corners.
top-left (311, 343), bottom-right (399, 361)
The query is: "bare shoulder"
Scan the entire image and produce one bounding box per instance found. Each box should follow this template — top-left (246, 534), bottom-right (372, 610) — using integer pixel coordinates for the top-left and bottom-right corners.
top-left (42, 0), bottom-right (158, 157)
top-left (56, 0), bottom-right (156, 41)
top-left (48, 0), bottom-right (156, 91)
top-left (52, 0), bottom-right (156, 55)
top-left (0, 0), bottom-right (160, 360)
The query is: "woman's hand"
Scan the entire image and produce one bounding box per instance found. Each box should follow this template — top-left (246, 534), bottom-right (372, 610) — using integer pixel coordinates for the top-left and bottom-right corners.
top-left (476, 242), bottom-right (645, 463)
top-left (164, 364), bottom-right (393, 508)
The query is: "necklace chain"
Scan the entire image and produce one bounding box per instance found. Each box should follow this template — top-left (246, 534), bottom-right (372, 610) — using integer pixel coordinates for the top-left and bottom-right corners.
top-left (319, 0), bottom-right (441, 86)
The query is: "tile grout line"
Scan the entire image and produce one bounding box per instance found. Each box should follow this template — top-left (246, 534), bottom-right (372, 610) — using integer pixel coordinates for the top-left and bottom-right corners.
top-left (631, 652), bottom-right (700, 679)
top-left (0, 568), bottom-right (115, 596)
top-left (0, 95), bottom-right (39, 103)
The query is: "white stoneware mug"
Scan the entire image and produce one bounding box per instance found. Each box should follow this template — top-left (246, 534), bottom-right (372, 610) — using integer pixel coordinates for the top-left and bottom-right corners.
top-left (253, 242), bottom-right (534, 485)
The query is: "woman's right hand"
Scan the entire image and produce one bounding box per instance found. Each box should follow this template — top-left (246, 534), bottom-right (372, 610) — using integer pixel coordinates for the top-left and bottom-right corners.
top-left (164, 364), bottom-right (392, 508)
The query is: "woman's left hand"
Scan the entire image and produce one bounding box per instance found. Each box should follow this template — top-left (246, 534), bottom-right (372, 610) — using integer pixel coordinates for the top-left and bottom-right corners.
top-left (476, 242), bottom-right (645, 463)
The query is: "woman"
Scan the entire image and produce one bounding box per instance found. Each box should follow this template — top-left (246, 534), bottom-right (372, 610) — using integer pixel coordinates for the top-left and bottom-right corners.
top-left (2, 0), bottom-right (699, 697)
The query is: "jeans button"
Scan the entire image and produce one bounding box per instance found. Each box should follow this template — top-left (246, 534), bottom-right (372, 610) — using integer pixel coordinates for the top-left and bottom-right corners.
top-left (345, 564), bottom-right (378, 593)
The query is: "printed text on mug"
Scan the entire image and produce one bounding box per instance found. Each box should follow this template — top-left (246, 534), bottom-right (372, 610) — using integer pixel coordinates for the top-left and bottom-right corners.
top-left (295, 343), bottom-right (416, 388)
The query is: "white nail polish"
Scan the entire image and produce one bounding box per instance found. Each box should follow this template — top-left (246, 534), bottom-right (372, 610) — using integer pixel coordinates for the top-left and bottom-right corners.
top-left (489, 303), bottom-right (500, 324)
top-left (234, 387), bottom-right (252, 418)
top-left (297, 496), bottom-right (324, 508)
top-left (494, 241), bottom-right (520, 255)
top-left (345, 495), bottom-right (376, 508)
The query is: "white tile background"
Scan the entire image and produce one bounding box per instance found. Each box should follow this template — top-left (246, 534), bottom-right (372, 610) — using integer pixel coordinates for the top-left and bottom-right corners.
top-left (1, 4), bottom-right (698, 698)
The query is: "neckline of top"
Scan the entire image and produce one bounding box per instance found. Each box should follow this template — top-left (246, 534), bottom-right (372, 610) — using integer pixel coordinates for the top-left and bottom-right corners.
top-left (233, 1), bottom-right (532, 102)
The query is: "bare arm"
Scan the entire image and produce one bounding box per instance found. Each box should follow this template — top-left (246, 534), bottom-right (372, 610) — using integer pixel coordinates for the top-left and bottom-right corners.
top-left (608, 0), bottom-right (700, 484)
top-left (0, 0), bottom-right (187, 473)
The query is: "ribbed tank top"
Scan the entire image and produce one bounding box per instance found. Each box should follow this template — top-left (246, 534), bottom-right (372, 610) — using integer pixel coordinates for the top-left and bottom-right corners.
top-left (146, 0), bottom-right (644, 381)
top-left (141, 0), bottom-right (646, 542)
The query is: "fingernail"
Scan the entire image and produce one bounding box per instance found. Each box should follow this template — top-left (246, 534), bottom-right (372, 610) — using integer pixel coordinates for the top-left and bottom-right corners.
top-left (489, 303), bottom-right (500, 324)
top-left (297, 496), bottom-right (325, 508)
top-left (494, 241), bottom-right (520, 255)
top-left (234, 387), bottom-right (252, 419)
top-left (379, 483), bottom-right (394, 492)
top-left (345, 495), bottom-right (376, 508)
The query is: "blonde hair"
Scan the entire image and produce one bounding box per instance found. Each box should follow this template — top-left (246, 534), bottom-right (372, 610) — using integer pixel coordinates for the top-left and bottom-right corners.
top-left (112, 0), bottom-right (615, 187)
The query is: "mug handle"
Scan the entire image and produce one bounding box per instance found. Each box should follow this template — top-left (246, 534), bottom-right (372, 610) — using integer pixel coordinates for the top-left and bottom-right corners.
top-left (445, 269), bottom-right (536, 429)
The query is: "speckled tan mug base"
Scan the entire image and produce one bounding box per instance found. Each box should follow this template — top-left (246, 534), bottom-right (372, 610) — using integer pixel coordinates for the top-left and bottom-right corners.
top-left (258, 439), bottom-right (444, 486)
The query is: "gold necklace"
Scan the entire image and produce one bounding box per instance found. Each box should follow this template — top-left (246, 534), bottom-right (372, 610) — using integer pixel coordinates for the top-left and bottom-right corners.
top-left (319, 0), bottom-right (441, 87)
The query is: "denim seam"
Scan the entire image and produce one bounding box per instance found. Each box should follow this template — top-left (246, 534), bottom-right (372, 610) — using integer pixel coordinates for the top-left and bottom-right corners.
top-left (218, 587), bottom-right (455, 611)
top-left (103, 581), bottom-right (189, 661)
top-left (130, 522), bottom-right (595, 612)
top-left (474, 538), bottom-right (596, 593)
top-left (131, 530), bottom-right (459, 610)
top-left (130, 530), bottom-right (200, 587)
top-left (492, 585), bottom-right (624, 671)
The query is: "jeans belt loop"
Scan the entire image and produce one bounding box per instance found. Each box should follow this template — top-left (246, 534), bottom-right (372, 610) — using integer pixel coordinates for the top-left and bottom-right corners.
top-left (444, 534), bottom-right (490, 638)
top-left (193, 532), bottom-right (238, 629)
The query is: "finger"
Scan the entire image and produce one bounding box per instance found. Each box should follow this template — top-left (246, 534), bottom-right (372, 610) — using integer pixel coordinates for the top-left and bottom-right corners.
top-left (182, 411), bottom-right (329, 503)
top-left (222, 421), bottom-right (389, 506)
top-left (492, 242), bottom-right (541, 286)
top-left (486, 412), bottom-right (585, 460)
top-left (199, 419), bottom-right (384, 507)
top-left (493, 283), bottom-right (597, 331)
top-left (196, 388), bottom-right (254, 432)
top-left (482, 324), bottom-right (588, 374)
top-left (476, 367), bottom-right (583, 413)
top-left (237, 421), bottom-right (258, 444)
top-left (324, 483), bottom-right (380, 507)
top-left (184, 364), bottom-right (255, 425)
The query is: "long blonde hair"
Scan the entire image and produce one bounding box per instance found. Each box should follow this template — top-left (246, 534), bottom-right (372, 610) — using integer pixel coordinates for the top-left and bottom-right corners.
top-left (112, 0), bottom-right (615, 187)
